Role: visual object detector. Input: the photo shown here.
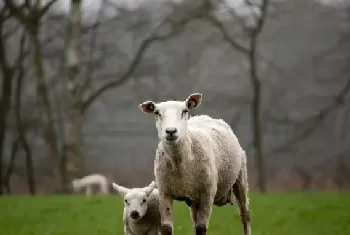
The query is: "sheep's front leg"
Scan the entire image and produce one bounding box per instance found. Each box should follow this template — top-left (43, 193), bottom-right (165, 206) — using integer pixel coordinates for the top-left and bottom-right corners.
top-left (195, 191), bottom-right (215, 235)
top-left (189, 205), bottom-right (198, 233)
top-left (159, 195), bottom-right (174, 235)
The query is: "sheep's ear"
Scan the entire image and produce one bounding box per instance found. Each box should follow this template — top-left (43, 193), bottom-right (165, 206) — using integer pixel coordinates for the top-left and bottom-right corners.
top-left (112, 183), bottom-right (129, 197)
top-left (139, 101), bottom-right (156, 114)
top-left (143, 181), bottom-right (156, 196)
top-left (186, 93), bottom-right (202, 110)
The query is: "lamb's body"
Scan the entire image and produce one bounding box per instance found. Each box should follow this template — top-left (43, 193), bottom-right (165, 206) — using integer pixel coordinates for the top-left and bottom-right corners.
top-left (139, 93), bottom-right (251, 235)
top-left (71, 174), bottom-right (109, 196)
top-left (112, 181), bottom-right (160, 235)
top-left (123, 189), bottom-right (160, 235)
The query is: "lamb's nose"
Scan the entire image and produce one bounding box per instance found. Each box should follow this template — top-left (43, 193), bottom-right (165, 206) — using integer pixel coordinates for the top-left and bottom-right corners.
top-left (165, 128), bottom-right (177, 135)
top-left (130, 210), bottom-right (140, 219)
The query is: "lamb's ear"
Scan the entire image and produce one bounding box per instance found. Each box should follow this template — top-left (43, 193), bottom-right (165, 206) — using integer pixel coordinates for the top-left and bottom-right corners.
top-left (186, 93), bottom-right (202, 110)
top-left (112, 183), bottom-right (129, 197)
top-left (139, 101), bottom-right (156, 114)
top-left (143, 181), bottom-right (156, 196)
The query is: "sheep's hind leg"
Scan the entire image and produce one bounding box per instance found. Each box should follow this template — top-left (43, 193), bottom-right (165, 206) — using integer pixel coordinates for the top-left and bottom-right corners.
top-left (232, 163), bottom-right (251, 235)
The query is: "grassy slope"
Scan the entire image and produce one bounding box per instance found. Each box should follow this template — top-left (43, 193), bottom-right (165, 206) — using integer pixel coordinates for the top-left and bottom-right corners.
top-left (0, 192), bottom-right (349, 235)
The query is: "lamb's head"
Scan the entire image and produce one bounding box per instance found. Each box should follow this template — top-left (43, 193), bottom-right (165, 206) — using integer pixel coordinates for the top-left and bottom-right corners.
top-left (112, 181), bottom-right (156, 221)
top-left (139, 93), bottom-right (202, 144)
top-left (71, 179), bottom-right (82, 191)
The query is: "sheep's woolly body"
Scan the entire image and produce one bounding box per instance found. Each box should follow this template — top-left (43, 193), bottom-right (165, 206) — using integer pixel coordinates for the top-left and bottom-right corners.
top-left (123, 189), bottom-right (160, 235)
top-left (140, 93), bottom-right (251, 235)
top-left (155, 114), bottom-right (244, 206)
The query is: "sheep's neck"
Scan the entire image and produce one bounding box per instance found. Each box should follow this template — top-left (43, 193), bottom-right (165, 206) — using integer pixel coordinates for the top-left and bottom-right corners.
top-left (163, 136), bottom-right (191, 166)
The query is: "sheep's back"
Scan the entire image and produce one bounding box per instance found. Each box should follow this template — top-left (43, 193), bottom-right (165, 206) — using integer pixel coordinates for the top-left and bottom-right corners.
top-left (188, 115), bottom-right (244, 200)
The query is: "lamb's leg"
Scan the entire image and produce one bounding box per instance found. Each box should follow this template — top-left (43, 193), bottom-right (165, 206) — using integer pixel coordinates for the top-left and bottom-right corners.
top-left (232, 163), bottom-right (251, 235)
top-left (86, 186), bottom-right (92, 196)
top-left (159, 194), bottom-right (174, 235)
top-left (145, 226), bottom-right (158, 235)
top-left (100, 181), bottom-right (108, 195)
top-left (124, 225), bottom-right (133, 235)
top-left (195, 191), bottom-right (215, 235)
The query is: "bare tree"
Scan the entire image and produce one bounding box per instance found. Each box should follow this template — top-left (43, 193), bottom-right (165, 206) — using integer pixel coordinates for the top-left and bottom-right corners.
top-left (14, 31), bottom-right (36, 194)
top-left (4, 0), bottom-right (65, 191)
top-left (64, 0), bottom-right (84, 184)
top-left (0, 7), bottom-right (14, 195)
top-left (206, 0), bottom-right (270, 192)
top-left (2, 135), bottom-right (20, 194)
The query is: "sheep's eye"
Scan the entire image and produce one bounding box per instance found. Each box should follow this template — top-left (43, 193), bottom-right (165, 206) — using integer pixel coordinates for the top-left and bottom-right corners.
top-left (182, 109), bottom-right (188, 116)
top-left (125, 199), bottom-right (129, 204)
top-left (142, 199), bottom-right (146, 204)
top-left (154, 110), bottom-right (160, 116)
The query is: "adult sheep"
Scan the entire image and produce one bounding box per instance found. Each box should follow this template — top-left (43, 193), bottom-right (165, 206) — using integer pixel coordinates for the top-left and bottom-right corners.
top-left (139, 93), bottom-right (251, 235)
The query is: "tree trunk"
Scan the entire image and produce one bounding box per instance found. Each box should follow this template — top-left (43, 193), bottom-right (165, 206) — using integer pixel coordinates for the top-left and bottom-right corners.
top-left (3, 136), bottom-right (20, 194)
top-left (65, 0), bottom-right (84, 183)
top-left (29, 25), bottom-right (63, 192)
top-left (15, 62), bottom-right (36, 194)
top-left (0, 17), bottom-right (14, 195)
top-left (249, 39), bottom-right (266, 193)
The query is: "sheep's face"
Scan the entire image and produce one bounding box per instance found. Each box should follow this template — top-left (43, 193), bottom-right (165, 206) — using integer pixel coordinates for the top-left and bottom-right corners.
top-left (112, 181), bottom-right (156, 221)
top-left (139, 93), bottom-right (202, 144)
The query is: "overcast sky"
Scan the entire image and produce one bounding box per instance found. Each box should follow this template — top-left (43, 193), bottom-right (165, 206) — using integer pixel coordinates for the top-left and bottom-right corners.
top-left (0, 0), bottom-right (349, 23)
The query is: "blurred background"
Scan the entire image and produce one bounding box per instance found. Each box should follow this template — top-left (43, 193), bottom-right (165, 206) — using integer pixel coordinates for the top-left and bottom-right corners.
top-left (0, 0), bottom-right (349, 195)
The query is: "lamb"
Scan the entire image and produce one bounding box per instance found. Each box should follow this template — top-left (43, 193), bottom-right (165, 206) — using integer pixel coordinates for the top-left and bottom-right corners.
top-left (71, 173), bottom-right (109, 196)
top-left (112, 181), bottom-right (160, 235)
top-left (139, 93), bottom-right (251, 235)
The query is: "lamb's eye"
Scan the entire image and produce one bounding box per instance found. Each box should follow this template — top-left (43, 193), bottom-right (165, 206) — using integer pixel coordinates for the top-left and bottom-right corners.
top-left (182, 109), bottom-right (188, 115)
top-left (125, 199), bottom-right (129, 204)
top-left (154, 110), bottom-right (160, 116)
top-left (142, 199), bottom-right (146, 204)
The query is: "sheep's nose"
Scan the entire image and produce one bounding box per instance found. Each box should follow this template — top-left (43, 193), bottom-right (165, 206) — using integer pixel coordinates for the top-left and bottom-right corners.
top-left (130, 210), bottom-right (140, 219)
top-left (165, 128), bottom-right (177, 135)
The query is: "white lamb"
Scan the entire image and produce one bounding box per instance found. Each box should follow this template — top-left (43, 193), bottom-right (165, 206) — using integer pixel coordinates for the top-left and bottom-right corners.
top-left (139, 93), bottom-right (251, 235)
top-left (112, 181), bottom-right (160, 235)
top-left (71, 174), bottom-right (109, 196)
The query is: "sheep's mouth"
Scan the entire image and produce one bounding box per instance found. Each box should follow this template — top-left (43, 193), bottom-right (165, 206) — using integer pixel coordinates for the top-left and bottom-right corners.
top-left (165, 135), bottom-right (178, 142)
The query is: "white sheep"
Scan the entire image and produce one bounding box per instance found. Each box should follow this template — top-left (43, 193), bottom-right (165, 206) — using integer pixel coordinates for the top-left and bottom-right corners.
top-left (139, 93), bottom-right (251, 235)
top-left (112, 181), bottom-right (160, 235)
top-left (71, 174), bottom-right (109, 196)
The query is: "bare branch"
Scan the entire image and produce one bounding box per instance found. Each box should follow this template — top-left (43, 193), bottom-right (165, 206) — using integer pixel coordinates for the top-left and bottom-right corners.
top-left (267, 77), bottom-right (350, 155)
top-left (206, 15), bottom-right (249, 54)
top-left (82, 10), bottom-right (203, 111)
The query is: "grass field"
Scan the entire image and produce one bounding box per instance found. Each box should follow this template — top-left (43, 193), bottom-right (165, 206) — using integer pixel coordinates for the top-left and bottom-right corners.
top-left (0, 192), bottom-right (349, 235)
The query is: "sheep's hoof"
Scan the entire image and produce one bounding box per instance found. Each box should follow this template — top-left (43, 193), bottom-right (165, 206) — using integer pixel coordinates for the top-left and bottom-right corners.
top-left (195, 225), bottom-right (207, 235)
top-left (161, 224), bottom-right (173, 235)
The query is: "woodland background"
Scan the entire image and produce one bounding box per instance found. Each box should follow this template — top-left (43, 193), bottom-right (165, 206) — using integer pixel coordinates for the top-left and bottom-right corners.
top-left (0, 0), bottom-right (349, 195)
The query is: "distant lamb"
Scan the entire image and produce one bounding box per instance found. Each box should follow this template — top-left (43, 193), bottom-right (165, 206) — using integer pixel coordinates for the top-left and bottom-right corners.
top-left (139, 93), bottom-right (251, 235)
top-left (71, 174), bottom-right (109, 196)
top-left (112, 181), bottom-right (160, 235)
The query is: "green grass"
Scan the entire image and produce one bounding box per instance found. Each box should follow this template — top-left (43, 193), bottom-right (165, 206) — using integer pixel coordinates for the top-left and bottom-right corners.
top-left (0, 192), bottom-right (350, 235)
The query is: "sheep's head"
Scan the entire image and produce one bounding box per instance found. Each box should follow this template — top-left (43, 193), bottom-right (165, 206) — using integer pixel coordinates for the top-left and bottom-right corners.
top-left (112, 181), bottom-right (156, 221)
top-left (139, 93), bottom-right (202, 144)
